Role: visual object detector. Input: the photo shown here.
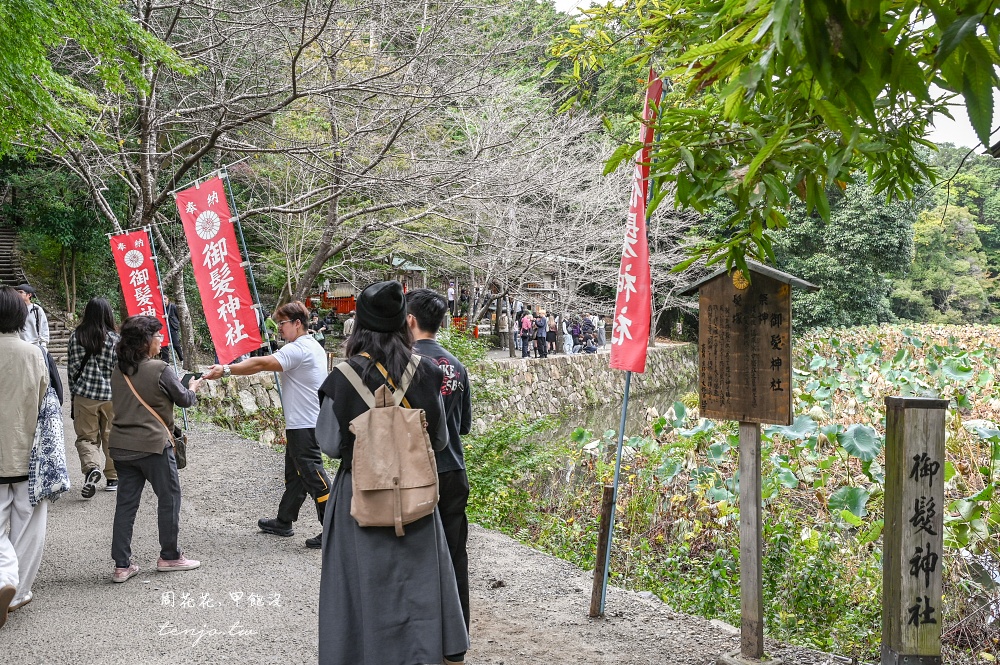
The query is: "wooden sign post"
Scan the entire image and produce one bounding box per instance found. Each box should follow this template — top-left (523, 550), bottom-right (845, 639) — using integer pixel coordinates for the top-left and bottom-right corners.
top-left (882, 397), bottom-right (947, 665)
top-left (681, 263), bottom-right (817, 665)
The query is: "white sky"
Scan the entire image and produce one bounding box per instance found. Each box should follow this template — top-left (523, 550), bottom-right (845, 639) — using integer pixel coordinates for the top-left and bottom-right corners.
top-left (550, 1), bottom-right (994, 150)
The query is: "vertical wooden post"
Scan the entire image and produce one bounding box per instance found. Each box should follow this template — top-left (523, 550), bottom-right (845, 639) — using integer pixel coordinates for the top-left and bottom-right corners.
top-left (739, 421), bottom-right (764, 660)
top-left (882, 397), bottom-right (947, 665)
top-left (589, 485), bottom-right (616, 617)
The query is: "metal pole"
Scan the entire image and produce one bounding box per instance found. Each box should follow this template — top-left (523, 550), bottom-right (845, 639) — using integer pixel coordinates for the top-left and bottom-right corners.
top-left (146, 226), bottom-right (188, 430)
top-left (590, 484), bottom-right (615, 617)
top-left (219, 168), bottom-right (282, 401)
top-left (599, 370), bottom-right (632, 615)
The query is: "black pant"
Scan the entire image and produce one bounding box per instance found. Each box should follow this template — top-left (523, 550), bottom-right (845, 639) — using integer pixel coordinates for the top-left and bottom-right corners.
top-left (277, 428), bottom-right (332, 525)
top-left (521, 335), bottom-right (532, 358)
top-left (112, 448), bottom-right (181, 568)
top-left (536, 336), bottom-right (547, 358)
top-left (438, 469), bottom-right (470, 631)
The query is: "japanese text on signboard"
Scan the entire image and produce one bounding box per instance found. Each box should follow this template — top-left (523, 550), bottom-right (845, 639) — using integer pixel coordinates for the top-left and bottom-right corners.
top-left (697, 272), bottom-right (792, 426)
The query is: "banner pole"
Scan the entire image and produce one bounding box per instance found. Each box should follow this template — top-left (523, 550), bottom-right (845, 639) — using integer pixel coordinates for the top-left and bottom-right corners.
top-left (599, 369), bottom-right (632, 615)
top-left (146, 226), bottom-right (189, 430)
top-left (218, 168), bottom-right (282, 401)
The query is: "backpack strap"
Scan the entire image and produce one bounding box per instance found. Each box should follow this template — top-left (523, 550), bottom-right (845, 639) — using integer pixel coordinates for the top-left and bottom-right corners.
top-left (335, 362), bottom-right (377, 409)
top-left (354, 353), bottom-right (420, 408)
top-left (395, 355), bottom-right (421, 404)
top-left (72, 349), bottom-right (95, 385)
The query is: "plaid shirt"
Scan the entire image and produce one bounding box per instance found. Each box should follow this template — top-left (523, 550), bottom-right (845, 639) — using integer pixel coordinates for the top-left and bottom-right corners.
top-left (68, 330), bottom-right (120, 401)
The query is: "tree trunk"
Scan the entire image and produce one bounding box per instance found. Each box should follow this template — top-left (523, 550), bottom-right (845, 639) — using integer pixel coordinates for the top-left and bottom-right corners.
top-left (171, 271), bottom-right (198, 371)
top-left (70, 247), bottom-right (78, 317)
top-left (60, 246), bottom-right (69, 313)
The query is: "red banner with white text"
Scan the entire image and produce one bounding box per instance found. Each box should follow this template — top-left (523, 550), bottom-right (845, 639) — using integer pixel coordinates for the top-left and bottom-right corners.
top-left (175, 176), bottom-right (261, 364)
top-left (110, 229), bottom-right (170, 342)
top-left (610, 70), bottom-right (663, 374)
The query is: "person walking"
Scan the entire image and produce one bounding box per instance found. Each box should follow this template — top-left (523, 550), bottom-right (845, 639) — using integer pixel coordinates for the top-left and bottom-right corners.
top-left (314, 280), bottom-right (467, 665)
top-left (562, 314), bottom-right (574, 355)
top-left (68, 298), bottom-right (120, 497)
top-left (0, 287), bottom-right (51, 626)
top-left (158, 295), bottom-right (183, 363)
top-left (14, 284), bottom-right (48, 350)
top-left (597, 314), bottom-right (607, 348)
top-left (520, 310), bottom-right (534, 358)
top-left (406, 288), bottom-right (473, 634)
top-left (497, 310), bottom-right (510, 351)
top-left (342, 310), bottom-right (356, 339)
top-left (108, 315), bottom-right (203, 583)
top-left (202, 301), bottom-right (331, 549)
top-left (535, 308), bottom-right (548, 359)
top-left (309, 314), bottom-right (328, 350)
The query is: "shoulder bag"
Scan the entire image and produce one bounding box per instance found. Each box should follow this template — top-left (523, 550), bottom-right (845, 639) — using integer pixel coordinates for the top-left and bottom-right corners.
top-left (122, 373), bottom-right (188, 469)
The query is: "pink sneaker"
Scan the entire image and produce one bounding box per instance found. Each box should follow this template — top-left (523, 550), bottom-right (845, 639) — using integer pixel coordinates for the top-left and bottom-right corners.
top-left (112, 564), bottom-right (139, 583)
top-left (156, 555), bottom-right (200, 572)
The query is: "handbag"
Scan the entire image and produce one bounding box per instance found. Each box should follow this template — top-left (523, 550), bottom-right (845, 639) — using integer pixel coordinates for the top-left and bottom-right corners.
top-left (122, 373), bottom-right (188, 469)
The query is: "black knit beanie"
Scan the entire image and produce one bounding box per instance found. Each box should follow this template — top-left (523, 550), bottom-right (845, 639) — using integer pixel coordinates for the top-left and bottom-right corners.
top-left (356, 281), bottom-right (407, 332)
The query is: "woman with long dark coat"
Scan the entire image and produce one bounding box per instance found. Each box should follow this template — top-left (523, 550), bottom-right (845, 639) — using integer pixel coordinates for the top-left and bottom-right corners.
top-left (315, 280), bottom-right (469, 665)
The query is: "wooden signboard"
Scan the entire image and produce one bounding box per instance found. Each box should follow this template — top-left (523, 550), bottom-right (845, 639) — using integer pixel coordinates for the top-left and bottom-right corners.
top-left (697, 270), bottom-right (793, 426)
top-left (882, 397), bottom-right (947, 665)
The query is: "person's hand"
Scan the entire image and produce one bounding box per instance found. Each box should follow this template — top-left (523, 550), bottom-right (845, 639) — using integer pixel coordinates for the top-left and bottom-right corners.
top-left (188, 378), bottom-right (203, 393)
top-left (202, 364), bottom-right (224, 380)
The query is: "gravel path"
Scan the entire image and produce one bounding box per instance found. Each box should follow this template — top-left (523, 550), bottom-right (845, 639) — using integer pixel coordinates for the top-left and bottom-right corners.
top-left (4, 376), bottom-right (841, 664)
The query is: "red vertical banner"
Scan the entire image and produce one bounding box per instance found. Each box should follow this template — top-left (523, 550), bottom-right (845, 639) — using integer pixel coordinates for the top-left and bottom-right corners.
top-left (110, 229), bottom-right (170, 341)
top-left (610, 70), bottom-right (663, 374)
top-left (174, 176), bottom-right (261, 364)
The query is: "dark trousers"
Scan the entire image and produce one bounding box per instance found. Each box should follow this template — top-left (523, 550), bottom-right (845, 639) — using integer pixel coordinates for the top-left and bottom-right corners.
top-left (439, 468), bottom-right (470, 631)
top-left (521, 335), bottom-right (532, 358)
top-left (276, 428), bottom-right (332, 525)
top-left (158, 342), bottom-right (183, 364)
top-left (112, 448), bottom-right (181, 568)
top-left (536, 336), bottom-right (548, 358)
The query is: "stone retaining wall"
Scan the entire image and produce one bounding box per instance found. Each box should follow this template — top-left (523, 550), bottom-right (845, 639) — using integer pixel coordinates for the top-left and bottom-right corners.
top-left (472, 344), bottom-right (698, 427)
top-left (194, 343), bottom-right (698, 445)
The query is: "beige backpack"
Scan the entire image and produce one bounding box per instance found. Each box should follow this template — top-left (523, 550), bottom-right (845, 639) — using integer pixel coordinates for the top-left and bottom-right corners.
top-left (336, 354), bottom-right (438, 536)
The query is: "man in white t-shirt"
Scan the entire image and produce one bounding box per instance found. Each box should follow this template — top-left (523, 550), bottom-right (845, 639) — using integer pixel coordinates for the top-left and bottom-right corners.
top-left (447, 282), bottom-right (456, 315)
top-left (203, 301), bottom-right (331, 549)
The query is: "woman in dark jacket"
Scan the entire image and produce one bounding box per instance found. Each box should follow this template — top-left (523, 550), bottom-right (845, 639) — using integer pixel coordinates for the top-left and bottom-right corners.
top-left (315, 280), bottom-right (468, 665)
top-left (108, 316), bottom-right (202, 583)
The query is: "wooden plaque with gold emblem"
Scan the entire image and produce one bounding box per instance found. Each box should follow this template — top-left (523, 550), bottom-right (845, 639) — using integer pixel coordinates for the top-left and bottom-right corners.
top-left (695, 269), bottom-right (794, 426)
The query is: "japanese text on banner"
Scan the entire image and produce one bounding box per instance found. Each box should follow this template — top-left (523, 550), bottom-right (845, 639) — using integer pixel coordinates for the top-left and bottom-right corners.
top-left (110, 229), bottom-right (170, 341)
top-left (175, 177), bottom-right (261, 364)
top-left (610, 70), bottom-right (662, 374)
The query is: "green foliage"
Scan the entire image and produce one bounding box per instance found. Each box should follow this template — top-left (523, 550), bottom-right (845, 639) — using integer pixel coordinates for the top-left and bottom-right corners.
top-left (773, 184), bottom-right (915, 327)
top-left (467, 324), bottom-right (1000, 660)
top-left (0, 0), bottom-right (187, 154)
top-left (1, 160), bottom-right (119, 315)
top-left (437, 328), bottom-right (491, 366)
top-left (891, 205), bottom-right (995, 322)
top-left (551, 1), bottom-right (1000, 271)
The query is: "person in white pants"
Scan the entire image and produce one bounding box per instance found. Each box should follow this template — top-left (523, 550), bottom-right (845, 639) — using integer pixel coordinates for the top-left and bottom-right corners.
top-left (0, 484), bottom-right (48, 614)
top-left (0, 286), bottom-right (50, 628)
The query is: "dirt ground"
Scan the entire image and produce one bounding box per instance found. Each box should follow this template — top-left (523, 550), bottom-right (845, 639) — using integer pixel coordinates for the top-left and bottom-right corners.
top-left (3, 375), bottom-right (841, 664)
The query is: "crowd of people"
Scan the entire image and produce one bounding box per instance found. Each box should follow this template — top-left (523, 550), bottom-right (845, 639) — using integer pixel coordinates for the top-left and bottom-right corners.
top-left (496, 307), bottom-right (607, 358)
top-left (0, 282), bottom-right (473, 665)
